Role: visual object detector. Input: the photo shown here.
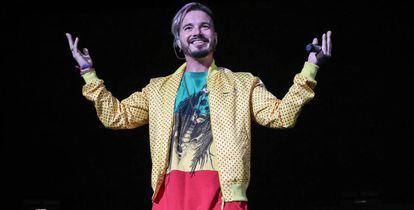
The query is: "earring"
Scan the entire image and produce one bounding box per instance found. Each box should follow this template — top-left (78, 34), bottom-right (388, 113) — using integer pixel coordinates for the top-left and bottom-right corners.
top-left (176, 40), bottom-right (182, 49)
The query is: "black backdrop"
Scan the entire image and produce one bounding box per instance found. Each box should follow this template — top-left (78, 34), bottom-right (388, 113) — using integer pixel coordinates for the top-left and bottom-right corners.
top-left (1, 1), bottom-right (411, 209)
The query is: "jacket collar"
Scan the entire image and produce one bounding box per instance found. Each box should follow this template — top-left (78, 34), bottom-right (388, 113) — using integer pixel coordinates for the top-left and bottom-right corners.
top-left (161, 60), bottom-right (219, 122)
top-left (172, 60), bottom-right (219, 79)
top-left (171, 60), bottom-right (236, 94)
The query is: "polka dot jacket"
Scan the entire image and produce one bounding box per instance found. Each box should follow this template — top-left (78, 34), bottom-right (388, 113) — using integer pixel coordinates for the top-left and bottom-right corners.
top-left (81, 61), bottom-right (318, 203)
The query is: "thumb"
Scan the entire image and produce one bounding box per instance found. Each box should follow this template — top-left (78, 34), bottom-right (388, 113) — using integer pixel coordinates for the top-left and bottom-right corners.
top-left (83, 48), bottom-right (89, 56)
top-left (312, 37), bottom-right (318, 45)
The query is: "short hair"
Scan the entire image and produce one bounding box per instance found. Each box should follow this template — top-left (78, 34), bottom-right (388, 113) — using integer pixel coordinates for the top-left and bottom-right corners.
top-left (171, 2), bottom-right (215, 48)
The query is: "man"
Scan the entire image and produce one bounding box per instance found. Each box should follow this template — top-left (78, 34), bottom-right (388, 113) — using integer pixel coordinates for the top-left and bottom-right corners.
top-left (66, 2), bottom-right (332, 210)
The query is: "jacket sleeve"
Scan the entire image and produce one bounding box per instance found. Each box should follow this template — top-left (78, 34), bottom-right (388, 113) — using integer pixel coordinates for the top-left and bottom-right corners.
top-left (250, 62), bottom-right (318, 128)
top-left (81, 71), bottom-right (149, 129)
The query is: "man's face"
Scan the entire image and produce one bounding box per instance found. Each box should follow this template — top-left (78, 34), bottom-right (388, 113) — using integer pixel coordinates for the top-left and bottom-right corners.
top-left (178, 10), bottom-right (217, 59)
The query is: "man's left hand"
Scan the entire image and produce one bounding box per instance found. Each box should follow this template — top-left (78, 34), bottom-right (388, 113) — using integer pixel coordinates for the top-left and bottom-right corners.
top-left (307, 31), bottom-right (332, 66)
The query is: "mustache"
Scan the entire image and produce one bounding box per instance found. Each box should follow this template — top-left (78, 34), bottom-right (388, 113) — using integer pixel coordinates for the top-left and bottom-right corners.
top-left (188, 35), bottom-right (209, 43)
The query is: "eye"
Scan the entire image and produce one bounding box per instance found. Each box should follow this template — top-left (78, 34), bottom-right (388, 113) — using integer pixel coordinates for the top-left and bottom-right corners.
top-left (184, 26), bottom-right (192, 31)
top-left (202, 24), bottom-right (210, 29)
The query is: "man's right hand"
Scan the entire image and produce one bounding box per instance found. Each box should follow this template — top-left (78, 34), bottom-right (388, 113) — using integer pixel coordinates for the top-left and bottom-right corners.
top-left (66, 33), bottom-right (93, 70)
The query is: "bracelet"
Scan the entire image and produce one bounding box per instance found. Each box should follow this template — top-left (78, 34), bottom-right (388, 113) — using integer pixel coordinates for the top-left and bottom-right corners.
top-left (80, 67), bottom-right (95, 75)
top-left (81, 64), bottom-right (92, 70)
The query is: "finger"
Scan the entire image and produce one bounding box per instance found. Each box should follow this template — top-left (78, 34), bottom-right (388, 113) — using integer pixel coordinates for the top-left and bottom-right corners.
top-left (310, 38), bottom-right (323, 53)
top-left (74, 37), bottom-right (79, 52)
top-left (66, 33), bottom-right (74, 50)
top-left (321, 33), bottom-right (327, 54)
top-left (312, 37), bottom-right (318, 45)
top-left (327, 31), bottom-right (332, 56)
top-left (83, 48), bottom-right (89, 56)
top-left (310, 37), bottom-right (321, 53)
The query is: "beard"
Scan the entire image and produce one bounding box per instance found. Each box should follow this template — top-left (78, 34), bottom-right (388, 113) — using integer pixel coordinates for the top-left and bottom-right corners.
top-left (181, 36), bottom-right (216, 59)
top-left (189, 48), bottom-right (210, 58)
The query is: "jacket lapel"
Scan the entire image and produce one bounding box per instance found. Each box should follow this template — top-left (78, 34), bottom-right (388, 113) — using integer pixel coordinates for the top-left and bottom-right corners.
top-left (158, 63), bottom-right (186, 171)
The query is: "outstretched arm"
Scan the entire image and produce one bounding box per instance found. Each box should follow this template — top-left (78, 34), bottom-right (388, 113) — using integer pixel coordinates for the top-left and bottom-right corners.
top-left (251, 31), bottom-right (333, 128)
top-left (66, 33), bottom-right (149, 129)
top-left (82, 80), bottom-right (150, 129)
top-left (250, 62), bottom-right (318, 128)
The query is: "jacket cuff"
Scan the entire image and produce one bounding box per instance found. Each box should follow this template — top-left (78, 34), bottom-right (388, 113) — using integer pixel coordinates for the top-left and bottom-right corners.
top-left (300, 62), bottom-right (319, 80)
top-left (230, 183), bottom-right (248, 201)
top-left (81, 71), bottom-right (99, 83)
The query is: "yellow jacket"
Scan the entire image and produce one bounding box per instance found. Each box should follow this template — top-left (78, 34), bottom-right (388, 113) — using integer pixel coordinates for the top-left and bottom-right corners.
top-left (81, 61), bottom-right (318, 205)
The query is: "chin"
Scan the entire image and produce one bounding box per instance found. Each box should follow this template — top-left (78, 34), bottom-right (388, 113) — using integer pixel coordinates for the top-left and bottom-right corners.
top-left (190, 48), bottom-right (213, 58)
top-left (190, 50), bottom-right (210, 58)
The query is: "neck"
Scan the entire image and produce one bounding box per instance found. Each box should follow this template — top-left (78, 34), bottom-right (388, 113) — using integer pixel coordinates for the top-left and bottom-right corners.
top-left (184, 54), bottom-right (213, 72)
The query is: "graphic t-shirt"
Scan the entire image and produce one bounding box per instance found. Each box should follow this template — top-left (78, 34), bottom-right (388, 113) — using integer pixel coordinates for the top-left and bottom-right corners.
top-left (168, 71), bottom-right (217, 174)
top-left (152, 72), bottom-right (248, 210)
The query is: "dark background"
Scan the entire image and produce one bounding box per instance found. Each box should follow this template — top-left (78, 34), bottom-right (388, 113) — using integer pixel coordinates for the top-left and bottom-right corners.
top-left (1, 1), bottom-right (411, 209)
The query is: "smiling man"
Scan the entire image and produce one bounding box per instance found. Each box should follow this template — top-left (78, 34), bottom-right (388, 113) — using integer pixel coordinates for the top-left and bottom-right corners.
top-left (177, 10), bottom-right (216, 59)
top-left (66, 2), bottom-right (332, 210)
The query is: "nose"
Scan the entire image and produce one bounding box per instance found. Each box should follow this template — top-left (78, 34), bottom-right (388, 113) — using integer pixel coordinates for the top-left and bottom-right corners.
top-left (192, 26), bottom-right (202, 36)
